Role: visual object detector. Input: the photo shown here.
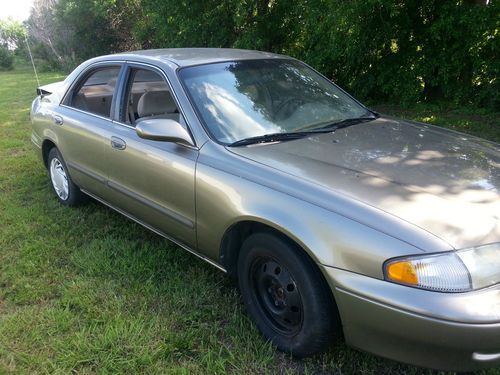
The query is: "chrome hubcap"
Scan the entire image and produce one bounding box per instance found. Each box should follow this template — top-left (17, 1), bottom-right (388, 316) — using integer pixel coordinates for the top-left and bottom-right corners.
top-left (50, 158), bottom-right (69, 200)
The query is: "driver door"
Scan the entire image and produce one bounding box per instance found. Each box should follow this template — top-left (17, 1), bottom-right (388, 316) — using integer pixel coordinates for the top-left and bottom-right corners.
top-left (102, 64), bottom-right (198, 248)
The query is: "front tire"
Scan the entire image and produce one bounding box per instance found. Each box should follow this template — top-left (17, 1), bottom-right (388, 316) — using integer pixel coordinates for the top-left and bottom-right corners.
top-left (47, 147), bottom-right (87, 206)
top-left (238, 232), bottom-right (339, 357)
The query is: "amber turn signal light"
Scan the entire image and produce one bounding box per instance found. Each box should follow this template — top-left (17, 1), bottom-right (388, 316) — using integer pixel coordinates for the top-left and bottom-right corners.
top-left (386, 261), bottom-right (418, 285)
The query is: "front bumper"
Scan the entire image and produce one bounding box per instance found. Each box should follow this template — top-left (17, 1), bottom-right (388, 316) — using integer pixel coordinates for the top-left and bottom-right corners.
top-left (323, 266), bottom-right (500, 371)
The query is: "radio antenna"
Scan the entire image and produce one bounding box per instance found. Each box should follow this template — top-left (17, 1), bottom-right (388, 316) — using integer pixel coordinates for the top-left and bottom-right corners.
top-left (24, 30), bottom-right (40, 88)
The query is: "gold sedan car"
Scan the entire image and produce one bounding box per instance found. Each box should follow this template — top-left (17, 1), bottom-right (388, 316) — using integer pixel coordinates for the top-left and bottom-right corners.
top-left (31, 48), bottom-right (500, 371)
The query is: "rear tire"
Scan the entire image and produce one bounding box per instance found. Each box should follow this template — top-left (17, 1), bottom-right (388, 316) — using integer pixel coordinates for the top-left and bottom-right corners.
top-left (47, 147), bottom-right (87, 206)
top-left (237, 232), bottom-right (339, 357)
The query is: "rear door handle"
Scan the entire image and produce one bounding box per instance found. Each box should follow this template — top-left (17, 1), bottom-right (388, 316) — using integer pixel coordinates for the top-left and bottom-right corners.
top-left (53, 115), bottom-right (64, 125)
top-left (111, 136), bottom-right (126, 150)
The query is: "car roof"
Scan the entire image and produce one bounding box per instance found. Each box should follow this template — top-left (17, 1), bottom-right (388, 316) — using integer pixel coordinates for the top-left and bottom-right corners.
top-left (110, 48), bottom-right (290, 67)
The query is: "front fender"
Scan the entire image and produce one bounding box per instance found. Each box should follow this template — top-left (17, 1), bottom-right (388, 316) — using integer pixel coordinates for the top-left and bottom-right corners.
top-left (195, 158), bottom-right (425, 280)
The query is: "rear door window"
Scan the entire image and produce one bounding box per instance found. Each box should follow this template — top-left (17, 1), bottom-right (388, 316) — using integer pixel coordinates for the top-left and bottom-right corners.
top-left (68, 66), bottom-right (121, 118)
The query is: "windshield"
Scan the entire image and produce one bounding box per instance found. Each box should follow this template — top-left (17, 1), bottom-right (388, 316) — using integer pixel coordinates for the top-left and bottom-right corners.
top-left (179, 59), bottom-right (368, 144)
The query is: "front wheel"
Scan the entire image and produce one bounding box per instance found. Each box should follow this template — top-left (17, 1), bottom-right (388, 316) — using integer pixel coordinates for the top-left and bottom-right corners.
top-left (238, 232), bottom-right (339, 357)
top-left (47, 147), bottom-right (87, 206)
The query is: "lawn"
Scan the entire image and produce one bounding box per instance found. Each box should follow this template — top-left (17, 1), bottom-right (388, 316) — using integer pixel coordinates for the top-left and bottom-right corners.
top-left (0, 65), bottom-right (499, 374)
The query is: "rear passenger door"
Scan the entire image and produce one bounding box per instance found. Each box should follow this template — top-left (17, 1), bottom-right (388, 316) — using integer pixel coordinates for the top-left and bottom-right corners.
top-left (102, 63), bottom-right (198, 248)
top-left (58, 64), bottom-right (123, 196)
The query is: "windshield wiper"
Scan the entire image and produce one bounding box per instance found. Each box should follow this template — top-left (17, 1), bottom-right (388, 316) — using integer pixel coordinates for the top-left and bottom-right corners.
top-left (308, 115), bottom-right (378, 132)
top-left (228, 132), bottom-right (313, 147)
top-left (228, 114), bottom-right (379, 147)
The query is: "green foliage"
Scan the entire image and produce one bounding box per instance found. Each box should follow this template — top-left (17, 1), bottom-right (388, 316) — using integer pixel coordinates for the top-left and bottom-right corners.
top-left (26, 0), bottom-right (141, 72)
top-left (135, 0), bottom-right (237, 48)
top-left (0, 18), bottom-right (28, 67)
top-left (25, 0), bottom-right (500, 109)
top-left (135, 0), bottom-right (499, 109)
top-left (0, 46), bottom-right (14, 70)
top-left (0, 18), bottom-right (27, 49)
top-left (54, 0), bottom-right (140, 59)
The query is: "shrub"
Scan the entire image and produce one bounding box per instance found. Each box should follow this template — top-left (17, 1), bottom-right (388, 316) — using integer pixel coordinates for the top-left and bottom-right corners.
top-left (0, 46), bottom-right (14, 70)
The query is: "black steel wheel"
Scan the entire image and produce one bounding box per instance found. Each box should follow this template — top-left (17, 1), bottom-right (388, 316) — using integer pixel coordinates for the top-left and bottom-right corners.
top-left (249, 257), bottom-right (304, 335)
top-left (238, 232), bottom-right (339, 357)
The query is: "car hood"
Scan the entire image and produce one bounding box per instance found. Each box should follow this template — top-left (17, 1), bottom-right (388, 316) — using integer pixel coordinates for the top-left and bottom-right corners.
top-left (228, 117), bottom-right (500, 250)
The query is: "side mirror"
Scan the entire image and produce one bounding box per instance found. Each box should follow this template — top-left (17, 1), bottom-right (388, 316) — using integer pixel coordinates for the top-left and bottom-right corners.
top-left (136, 118), bottom-right (195, 147)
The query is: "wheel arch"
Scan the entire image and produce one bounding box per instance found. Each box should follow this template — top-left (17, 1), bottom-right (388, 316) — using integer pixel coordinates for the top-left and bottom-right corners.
top-left (41, 138), bottom-right (57, 169)
top-left (219, 219), bottom-right (329, 284)
top-left (220, 219), bottom-right (343, 333)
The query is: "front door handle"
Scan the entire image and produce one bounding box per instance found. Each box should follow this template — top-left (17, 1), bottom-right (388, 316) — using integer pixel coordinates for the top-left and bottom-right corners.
top-left (111, 136), bottom-right (126, 150)
top-left (53, 115), bottom-right (64, 125)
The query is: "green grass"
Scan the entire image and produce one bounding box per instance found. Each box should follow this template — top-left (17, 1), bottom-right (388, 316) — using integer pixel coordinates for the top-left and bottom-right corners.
top-left (372, 103), bottom-right (500, 143)
top-left (0, 65), bottom-right (499, 375)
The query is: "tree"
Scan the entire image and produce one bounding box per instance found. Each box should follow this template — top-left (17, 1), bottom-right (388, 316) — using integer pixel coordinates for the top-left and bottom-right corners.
top-left (27, 0), bottom-right (69, 68)
top-left (0, 18), bottom-right (27, 70)
top-left (0, 18), bottom-right (27, 50)
top-left (27, 0), bottom-right (141, 71)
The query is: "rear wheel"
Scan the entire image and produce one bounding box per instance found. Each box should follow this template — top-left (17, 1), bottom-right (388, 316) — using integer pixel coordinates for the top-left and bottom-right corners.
top-left (47, 147), bottom-right (87, 206)
top-left (238, 232), bottom-right (339, 357)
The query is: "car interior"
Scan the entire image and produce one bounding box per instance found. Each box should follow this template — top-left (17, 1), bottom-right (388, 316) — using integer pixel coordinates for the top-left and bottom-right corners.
top-left (69, 67), bottom-right (120, 118)
top-left (125, 69), bottom-right (181, 126)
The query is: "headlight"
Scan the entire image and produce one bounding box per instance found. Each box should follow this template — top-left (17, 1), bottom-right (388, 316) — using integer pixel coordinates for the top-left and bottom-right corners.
top-left (384, 243), bottom-right (500, 292)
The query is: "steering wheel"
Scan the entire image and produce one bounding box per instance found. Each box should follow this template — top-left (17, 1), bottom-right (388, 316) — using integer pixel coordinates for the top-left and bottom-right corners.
top-left (274, 97), bottom-right (305, 120)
